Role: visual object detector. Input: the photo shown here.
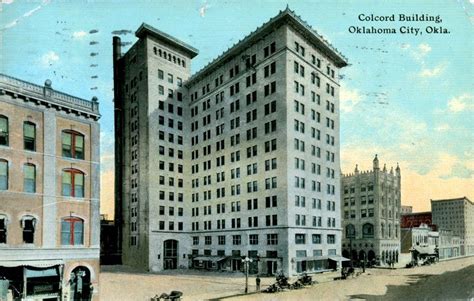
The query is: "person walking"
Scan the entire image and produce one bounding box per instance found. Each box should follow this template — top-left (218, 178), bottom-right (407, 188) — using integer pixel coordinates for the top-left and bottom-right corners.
top-left (256, 276), bottom-right (261, 292)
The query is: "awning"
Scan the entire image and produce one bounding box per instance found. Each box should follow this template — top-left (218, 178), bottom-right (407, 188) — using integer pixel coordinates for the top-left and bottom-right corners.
top-left (295, 256), bottom-right (329, 262)
top-left (329, 255), bottom-right (351, 262)
top-left (0, 259), bottom-right (63, 268)
top-left (193, 256), bottom-right (227, 263)
top-left (411, 245), bottom-right (436, 255)
top-left (25, 267), bottom-right (59, 278)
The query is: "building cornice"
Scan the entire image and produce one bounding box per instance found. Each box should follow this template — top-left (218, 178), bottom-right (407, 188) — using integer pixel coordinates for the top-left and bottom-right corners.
top-left (0, 73), bottom-right (100, 121)
top-left (136, 23), bottom-right (199, 58)
top-left (185, 7), bottom-right (348, 88)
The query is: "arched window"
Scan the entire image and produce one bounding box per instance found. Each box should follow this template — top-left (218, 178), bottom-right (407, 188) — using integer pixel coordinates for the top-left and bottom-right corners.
top-left (23, 121), bottom-right (36, 151)
top-left (21, 215), bottom-right (36, 244)
top-left (381, 223), bottom-right (385, 238)
top-left (62, 169), bottom-right (84, 198)
top-left (363, 223), bottom-right (374, 238)
top-left (0, 115), bottom-right (8, 146)
top-left (153, 47), bottom-right (157, 55)
top-left (0, 215), bottom-right (7, 244)
top-left (388, 224), bottom-right (392, 238)
top-left (24, 163), bottom-right (36, 193)
top-left (62, 130), bottom-right (84, 159)
top-left (346, 224), bottom-right (356, 238)
top-left (0, 159), bottom-right (8, 190)
top-left (61, 217), bottom-right (84, 245)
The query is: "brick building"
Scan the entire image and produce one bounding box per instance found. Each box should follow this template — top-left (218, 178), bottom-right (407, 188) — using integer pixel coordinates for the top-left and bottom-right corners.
top-left (0, 74), bottom-right (100, 300)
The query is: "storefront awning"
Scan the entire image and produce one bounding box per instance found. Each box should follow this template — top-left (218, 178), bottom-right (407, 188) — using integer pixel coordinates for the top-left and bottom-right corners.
top-left (411, 245), bottom-right (436, 255)
top-left (329, 255), bottom-right (351, 262)
top-left (0, 259), bottom-right (63, 268)
top-left (25, 267), bottom-right (59, 278)
top-left (295, 256), bottom-right (329, 262)
top-left (193, 256), bottom-right (227, 263)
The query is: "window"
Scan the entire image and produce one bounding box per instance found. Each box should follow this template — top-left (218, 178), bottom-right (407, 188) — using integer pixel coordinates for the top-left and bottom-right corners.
top-left (23, 122), bottom-right (36, 151)
top-left (22, 216), bottom-right (36, 243)
top-left (312, 234), bottom-right (321, 244)
top-left (346, 224), bottom-right (356, 238)
top-left (0, 159), bottom-right (7, 190)
top-left (62, 169), bottom-right (84, 198)
top-left (362, 223), bottom-right (374, 238)
top-left (62, 131), bottom-right (84, 159)
top-left (267, 234), bottom-right (278, 245)
top-left (61, 217), bottom-right (84, 245)
top-left (232, 235), bottom-right (241, 245)
top-left (0, 217), bottom-right (6, 243)
top-left (0, 116), bottom-right (8, 146)
top-left (23, 163), bottom-right (36, 193)
top-left (295, 234), bottom-right (306, 244)
top-left (249, 234), bottom-right (258, 245)
top-left (327, 234), bottom-right (335, 244)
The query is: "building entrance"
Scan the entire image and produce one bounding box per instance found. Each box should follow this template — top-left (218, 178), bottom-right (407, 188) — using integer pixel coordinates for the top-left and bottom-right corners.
top-left (163, 240), bottom-right (178, 270)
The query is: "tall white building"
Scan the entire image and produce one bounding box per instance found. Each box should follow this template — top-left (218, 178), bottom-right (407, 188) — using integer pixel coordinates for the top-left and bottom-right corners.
top-left (431, 197), bottom-right (474, 256)
top-left (114, 7), bottom-right (347, 276)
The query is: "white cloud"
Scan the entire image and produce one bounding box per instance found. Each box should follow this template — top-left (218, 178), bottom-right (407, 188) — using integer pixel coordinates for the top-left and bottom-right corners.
top-left (400, 43), bottom-right (410, 50)
top-left (40, 51), bottom-right (59, 67)
top-left (3, 19), bottom-right (19, 29)
top-left (23, 5), bottom-right (41, 17)
top-left (417, 43), bottom-right (431, 56)
top-left (447, 93), bottom-right (474, 112)
top-left (73, 31), bottom-right (87, 39)
top-left (340, 86), bottom-right (363, 112)
top-left (434, 124), bottom-right (451, 132)
top-left (199, 1), bottom-right (209, 17)
top-left (1, 0), bottom-right (15, 4)
top-left (419, 62), bottom-right (447, 78)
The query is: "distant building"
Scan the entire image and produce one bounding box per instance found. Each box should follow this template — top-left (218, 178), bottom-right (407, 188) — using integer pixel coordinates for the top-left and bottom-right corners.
top-left (341, 155), bottom-right (401, 265)
top-left (113, 7), bottom-right (348, 275)
top-left (401, 205), bottom-right (412, 214)
top-left (401, 211), bottom-right (435, 230)
top-left (431, 197), bottom-right (474, 255)
top-left (438, 229), bottom-right (461, 259)
top-left (400, 224), bottom-right (438, 265)
top-left (0, 74), bottom-right (101, 300)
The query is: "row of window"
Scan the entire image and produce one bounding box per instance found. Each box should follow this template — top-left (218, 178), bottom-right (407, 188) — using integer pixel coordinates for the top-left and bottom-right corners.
top-left (0, 216), bottom-right (84, 246)
top-left (152, 46), bottom-right (186, 68)
top-left (192, 233), bottom-right (279, 246)
top-left (0, 161), bottom-right (85, 197)
top-left (294, 41), bottom-right (336, 80)
top-left (0, 117), bottom-right (85, 160)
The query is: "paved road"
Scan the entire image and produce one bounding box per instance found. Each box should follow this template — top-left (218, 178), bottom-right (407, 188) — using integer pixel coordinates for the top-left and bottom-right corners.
top-left (351, 264), bottom-right (474, 300)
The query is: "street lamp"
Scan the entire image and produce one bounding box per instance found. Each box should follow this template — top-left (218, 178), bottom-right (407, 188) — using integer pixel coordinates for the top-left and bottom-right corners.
top-left (242, 256), bottom-right (253, 293)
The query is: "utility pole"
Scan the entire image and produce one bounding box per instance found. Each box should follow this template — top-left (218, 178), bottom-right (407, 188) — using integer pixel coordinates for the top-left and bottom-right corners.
top-left (242, 256), bottom-right (252, 293)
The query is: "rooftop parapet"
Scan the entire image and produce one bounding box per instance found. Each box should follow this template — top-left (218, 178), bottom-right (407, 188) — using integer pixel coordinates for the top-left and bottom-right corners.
top-left (0, 73), bottom-right (100, 120)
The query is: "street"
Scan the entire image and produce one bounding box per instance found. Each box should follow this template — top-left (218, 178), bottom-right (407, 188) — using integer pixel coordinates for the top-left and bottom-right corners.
top-left (100, 256), bottom-right (474, 300)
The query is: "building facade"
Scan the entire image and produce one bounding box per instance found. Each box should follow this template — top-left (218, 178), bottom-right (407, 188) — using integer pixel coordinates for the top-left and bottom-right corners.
top-left (0, 74), bottom-right (100, 300)
top-left (341, 155), bottom-right (401, 265)
top-left (438, 229), bottom-right (461, 259)
top-left (114, 8), bottom-right (348, 276)
top-left (431, 197), bottom-right (474, 256)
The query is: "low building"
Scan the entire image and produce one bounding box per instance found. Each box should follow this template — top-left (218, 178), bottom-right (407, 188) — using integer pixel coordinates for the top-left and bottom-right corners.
top-left (400, 224), bottom-right (438, 265)
top-left (438, 229), bottom-right (461, 259)
top-left (401, 211), bottom-right (436, 230)
top-left (0, 74), bottom-right (100, 300)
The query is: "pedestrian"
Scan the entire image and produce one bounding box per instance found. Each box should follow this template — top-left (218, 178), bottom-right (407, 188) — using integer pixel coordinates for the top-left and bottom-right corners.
top-left (256, 276), bottom-right (261, 292)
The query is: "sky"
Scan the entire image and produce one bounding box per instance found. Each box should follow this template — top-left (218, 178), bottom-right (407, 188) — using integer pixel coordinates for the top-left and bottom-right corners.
top-left (1, 0), bottom-right (473, 218)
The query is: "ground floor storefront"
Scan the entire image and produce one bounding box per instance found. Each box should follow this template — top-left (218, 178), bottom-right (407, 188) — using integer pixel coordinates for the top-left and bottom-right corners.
top-left (0, 249), bottom-right (99, 300)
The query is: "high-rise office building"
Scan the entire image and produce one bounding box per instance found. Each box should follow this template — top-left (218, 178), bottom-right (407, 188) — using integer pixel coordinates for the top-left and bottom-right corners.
top-left (341, 155), bottom-right (401, 265)
top-left (431, 197), bottom-right (474, 255)
top-left (0, 74), bottom-right (101, 300)
top-left (114, 8), bottom-right (347, 275)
